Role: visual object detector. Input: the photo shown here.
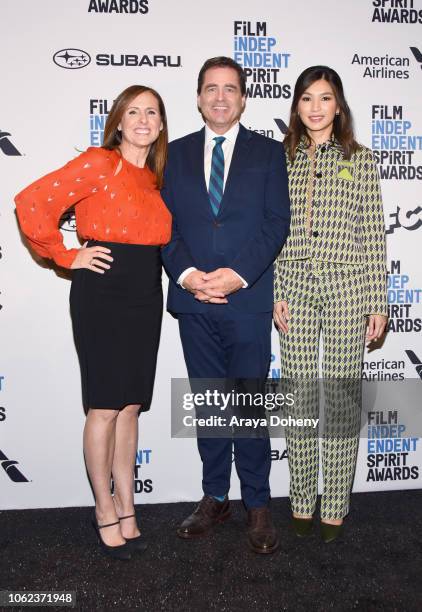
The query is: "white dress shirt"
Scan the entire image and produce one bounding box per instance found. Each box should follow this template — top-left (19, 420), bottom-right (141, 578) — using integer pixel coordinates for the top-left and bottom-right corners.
top-left (178, 122), bottom-right (247, 289)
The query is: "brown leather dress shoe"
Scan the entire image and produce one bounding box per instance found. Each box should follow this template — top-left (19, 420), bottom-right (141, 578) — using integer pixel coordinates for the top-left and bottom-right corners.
top-left (177, 495), bottom-right (231, 539)
top-left (247, 507), bottom-right (280, 554)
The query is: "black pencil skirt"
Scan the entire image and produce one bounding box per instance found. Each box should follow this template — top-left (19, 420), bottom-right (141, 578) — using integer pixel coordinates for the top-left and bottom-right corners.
top-left (70, 241), bottom-right (163, 411)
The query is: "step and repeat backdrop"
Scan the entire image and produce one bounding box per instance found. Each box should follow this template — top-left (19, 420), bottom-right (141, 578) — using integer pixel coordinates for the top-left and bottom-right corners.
top-left (1, 0), bottom-right (421, 509)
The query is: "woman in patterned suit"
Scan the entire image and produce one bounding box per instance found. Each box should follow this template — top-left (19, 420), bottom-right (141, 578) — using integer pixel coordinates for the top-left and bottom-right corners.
top-left (273, 66), bottom-right (387, 542)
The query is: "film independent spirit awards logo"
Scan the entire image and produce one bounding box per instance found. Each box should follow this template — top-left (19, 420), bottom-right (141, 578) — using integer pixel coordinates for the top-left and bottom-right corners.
top-left (386, 204), bottom-right (422, 234)
top-left (53, 49), bottom-right (91, 69)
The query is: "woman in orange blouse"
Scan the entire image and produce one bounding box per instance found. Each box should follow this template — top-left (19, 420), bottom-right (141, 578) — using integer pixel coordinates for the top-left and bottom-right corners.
top-left (15, 85), bottom-right (171, 560)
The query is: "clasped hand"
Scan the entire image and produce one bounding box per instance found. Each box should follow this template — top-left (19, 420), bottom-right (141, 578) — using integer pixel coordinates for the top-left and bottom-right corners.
top-left (183, 268), bottom-right (243, 304)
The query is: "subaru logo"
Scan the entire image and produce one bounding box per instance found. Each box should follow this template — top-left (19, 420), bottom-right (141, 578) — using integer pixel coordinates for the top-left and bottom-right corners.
top-left (53, 48), bottom-right (91, 69)
top-left (59, 210), bottom-right (77, 232)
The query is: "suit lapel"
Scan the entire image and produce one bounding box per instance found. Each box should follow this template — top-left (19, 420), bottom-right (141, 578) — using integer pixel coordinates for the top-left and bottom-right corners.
top-left (218, 124), bottom-right (252, 216)
top-left (186, 124), bottom-right (253, 218)
top-left (187, 127), bottom-right (209, 198)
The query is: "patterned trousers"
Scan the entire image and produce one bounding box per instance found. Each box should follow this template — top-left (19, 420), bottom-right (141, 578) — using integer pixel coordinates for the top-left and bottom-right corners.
top-left (278, 260), bottom-right (366, 520)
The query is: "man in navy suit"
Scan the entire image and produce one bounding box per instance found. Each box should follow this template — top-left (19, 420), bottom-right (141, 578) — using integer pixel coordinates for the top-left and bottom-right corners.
top-left (161, 57), bottom-right (290, 554)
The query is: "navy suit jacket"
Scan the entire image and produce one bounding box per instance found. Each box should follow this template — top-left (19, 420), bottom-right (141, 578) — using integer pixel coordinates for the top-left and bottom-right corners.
top-left (161, 124), bottom-right (290, 314)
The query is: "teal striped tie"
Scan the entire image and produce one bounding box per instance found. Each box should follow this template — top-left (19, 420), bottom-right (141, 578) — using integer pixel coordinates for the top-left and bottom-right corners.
top-left (209, 136), bottom-right (225, 216)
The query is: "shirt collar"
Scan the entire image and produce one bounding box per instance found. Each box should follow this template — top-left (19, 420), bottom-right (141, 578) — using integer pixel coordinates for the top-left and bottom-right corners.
top-left (297, 133), bottom-right (343, 155)
top-left (205, 122), bottom-right (239, 145)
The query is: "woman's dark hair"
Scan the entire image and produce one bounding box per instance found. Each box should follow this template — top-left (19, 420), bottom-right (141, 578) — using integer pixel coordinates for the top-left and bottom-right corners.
top-left (284, 65), bottom-right (359, 161)
top-left (102, 85), bottom-right (168, 188)
top-left (197, 56), bottom-right (247, 95)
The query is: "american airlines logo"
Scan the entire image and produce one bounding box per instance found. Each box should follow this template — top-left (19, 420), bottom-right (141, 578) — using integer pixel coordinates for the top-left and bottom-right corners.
top-left (405, 350), bottom-right (422, 379)
top-left (0, 130), bottom-right (22, 156)
top-left (410, 47), bottom-right (422, 69)
top-left (0, 450), bottom-right (29, 482)
top-left (273, 118), bottom-right (288, 135)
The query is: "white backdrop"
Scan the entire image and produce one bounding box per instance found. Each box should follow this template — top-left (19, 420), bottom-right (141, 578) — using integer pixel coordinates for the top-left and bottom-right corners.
top-left (1, 0), bottom-right (421, 509)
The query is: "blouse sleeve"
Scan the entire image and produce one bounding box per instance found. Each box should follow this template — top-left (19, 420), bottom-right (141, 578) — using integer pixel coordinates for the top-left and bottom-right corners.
top-left (14, 147), bottom-right (115, 268)
top-left (273, 256), bottom-right (286, 303)
top-left (360, 148), bottom-right (388, 316)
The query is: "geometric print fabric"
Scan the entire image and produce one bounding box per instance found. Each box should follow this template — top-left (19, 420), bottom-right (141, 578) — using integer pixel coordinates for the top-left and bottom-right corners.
top-left (274, 138), bottom-right (387, 316)
top-left (278, 260), bottom-right (366, 519)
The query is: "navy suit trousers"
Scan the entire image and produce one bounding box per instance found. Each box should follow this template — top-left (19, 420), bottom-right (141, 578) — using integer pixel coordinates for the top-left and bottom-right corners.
top-left (178, 306), bottom-right (272, 508)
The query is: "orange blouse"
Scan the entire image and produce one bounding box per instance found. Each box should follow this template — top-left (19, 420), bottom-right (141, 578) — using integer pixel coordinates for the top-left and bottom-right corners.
top-left (15, 147), bottom-right (172, 268)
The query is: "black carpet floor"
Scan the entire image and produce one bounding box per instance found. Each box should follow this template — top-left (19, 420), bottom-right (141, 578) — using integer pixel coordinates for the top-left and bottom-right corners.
top-left (1, 490), bottom-right (421, 611)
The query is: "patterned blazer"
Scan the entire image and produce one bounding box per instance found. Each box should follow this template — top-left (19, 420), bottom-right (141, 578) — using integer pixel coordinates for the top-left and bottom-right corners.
top-left (274, 138), bottom-right (387, 316)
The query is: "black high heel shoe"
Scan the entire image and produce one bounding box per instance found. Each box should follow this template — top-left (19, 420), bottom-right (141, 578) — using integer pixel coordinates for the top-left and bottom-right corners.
top-left (292, 516), bottom-right (313, 538)
top-left (119, 514), bottom-right (147, 554)
top-left (92, 513), bottom-right (132, 560)
top-left (320, 521), bottom-right (343, 543)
